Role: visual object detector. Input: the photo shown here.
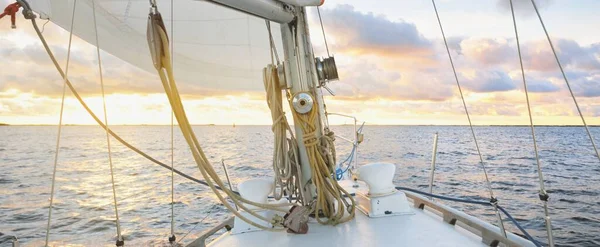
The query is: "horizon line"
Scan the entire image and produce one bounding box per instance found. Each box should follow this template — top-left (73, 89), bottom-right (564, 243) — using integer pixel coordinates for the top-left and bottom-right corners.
top-left (2, 124), bottom-right (599, 127)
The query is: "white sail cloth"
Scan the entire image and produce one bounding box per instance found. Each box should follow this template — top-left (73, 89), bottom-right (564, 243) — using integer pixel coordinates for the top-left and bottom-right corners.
top-left (26, 0), bottom-right (283, 91)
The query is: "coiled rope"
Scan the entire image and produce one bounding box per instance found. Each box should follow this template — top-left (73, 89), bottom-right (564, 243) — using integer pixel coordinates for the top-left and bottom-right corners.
top-left (263, 64), bottom-right (304, 202)
top-left (148, 7), bottom-right (297, 231)
top-left (288, 94), bottom-right (355, 225)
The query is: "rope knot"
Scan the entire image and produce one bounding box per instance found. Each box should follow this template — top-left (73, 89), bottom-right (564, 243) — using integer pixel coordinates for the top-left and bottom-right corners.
top-left (538, 191), bottom-right (549, 202)
top-left (302, 131), bottom-right (319, 147)
top-left (489, 197), bottom-right (498, 206)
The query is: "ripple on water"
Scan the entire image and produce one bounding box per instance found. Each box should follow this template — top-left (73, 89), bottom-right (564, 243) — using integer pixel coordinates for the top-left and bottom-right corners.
top-left (3, 126), bottom-right (600, 246)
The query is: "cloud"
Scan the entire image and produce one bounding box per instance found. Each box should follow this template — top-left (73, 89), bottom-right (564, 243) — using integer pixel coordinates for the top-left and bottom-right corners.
top-left (570, 73), bottom-right (600, 97)
top-left (327, 59), bottom-right (454, 102)
top-left (460, 70), bottom-right (517, 92)
top-left (524, 77), bottom-right (561, 92)
top-left (496, 0), bottom-right (555, 17)
top-left (461, 38), bottom-right (514, 66)
top-left (316, 5), bottom-right (432, 58)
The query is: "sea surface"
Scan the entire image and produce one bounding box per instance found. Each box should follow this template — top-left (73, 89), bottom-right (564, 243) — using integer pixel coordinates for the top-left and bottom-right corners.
top-left (1, 125), bottom-right (600, 247)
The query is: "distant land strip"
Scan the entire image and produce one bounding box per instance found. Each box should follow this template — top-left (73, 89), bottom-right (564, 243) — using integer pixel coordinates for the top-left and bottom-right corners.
top-left (1, 124), bottom-right (599, 127)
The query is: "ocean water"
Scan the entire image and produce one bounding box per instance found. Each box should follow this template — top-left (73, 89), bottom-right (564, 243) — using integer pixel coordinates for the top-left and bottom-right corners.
top-left (1, 125), bottom-right (599, 247)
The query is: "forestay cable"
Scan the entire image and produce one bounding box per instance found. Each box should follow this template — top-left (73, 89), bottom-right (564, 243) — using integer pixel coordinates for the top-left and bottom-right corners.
top-left (529, 0), bottom-right (600, 163)
top-left (316, 6), bottom-right (330, 57)
top-left (509, 1), bottom-right (554, 246)
top-left (91, 0), bottom-right (124, 245)
top-left (431, 0), bottom-right (507, 237)
top-left (44, 1), bottom-right (77, 246)
top-left (169, 0), bottom-right (176, 243)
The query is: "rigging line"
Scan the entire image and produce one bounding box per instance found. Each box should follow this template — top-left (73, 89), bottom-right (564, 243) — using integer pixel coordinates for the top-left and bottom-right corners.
top-left (246, 16), bottom-right (254, 70)
top-left (27, 17), bottom-right (232, 195)
top-left (169, 0), bottom-right (176, 241)
top-left (316, 6), bottom-right (330, 57)
top-left (44, 0), bottom-right (77, 246)
top-left (529, 0), bottom-right (600, 163)
top-left (509, 1), bottom-right (554, 246)
top-left (29, 4), bottom-right (289, 229)
top-left (265, 20), bottom-right (280, 64)
top-left (431, 0), bottom-right (507, 237)
top-left (91, 0), bottom-right (124, 243)
top-left (430, 0), bottom-right (495, 199)
top-left (177, 207), bottom-right (217, 244)
top-left (40, 18), bottom-right (49, 33)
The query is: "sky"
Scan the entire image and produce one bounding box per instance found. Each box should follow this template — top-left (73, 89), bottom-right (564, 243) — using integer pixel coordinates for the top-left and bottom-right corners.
top-left (1, 0), bottom-right (599, 125)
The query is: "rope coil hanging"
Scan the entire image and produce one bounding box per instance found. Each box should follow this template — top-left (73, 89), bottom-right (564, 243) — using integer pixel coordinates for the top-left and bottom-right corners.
top-left (147, 4), bottom-right (300, 231)
top-left (263, 64), bottom-right (305, 203)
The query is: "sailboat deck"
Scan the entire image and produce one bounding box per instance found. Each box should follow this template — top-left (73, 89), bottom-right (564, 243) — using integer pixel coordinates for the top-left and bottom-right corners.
top-left (207, 207), bottom-right (486, 247)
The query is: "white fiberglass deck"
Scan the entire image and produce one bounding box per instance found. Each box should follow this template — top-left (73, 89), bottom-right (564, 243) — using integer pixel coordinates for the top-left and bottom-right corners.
top-left (208, 205), bottom-right (486, 247)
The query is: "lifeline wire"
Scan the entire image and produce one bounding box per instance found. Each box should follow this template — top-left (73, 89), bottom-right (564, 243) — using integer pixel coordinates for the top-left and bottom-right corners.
top-left (529, 0), bottom-right (600, 163)
top-left (396, 187), bottom-right (542, 247)
top-left (91, 0), bottom-right (124, 244)
top-left (431, 0), bottom-right (507, 237)
top-left (44, 1), bottom-right (77, 246)
top-left (509, 1), bottom-right (554, 246)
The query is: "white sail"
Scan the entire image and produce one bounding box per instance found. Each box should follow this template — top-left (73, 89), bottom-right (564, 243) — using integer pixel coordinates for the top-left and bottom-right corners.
top-left (26, 0), bottom-right (283, 91)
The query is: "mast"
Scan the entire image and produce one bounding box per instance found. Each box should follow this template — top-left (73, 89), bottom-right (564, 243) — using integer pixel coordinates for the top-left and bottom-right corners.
top-left (202, 0), bottom-right (329, 202)
top-left (279, 6), bottom-right (327, 200)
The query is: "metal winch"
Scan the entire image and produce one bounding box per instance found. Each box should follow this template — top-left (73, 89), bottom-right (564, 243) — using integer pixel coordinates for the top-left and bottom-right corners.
top-left (314, 56), bottom-right (339, 82)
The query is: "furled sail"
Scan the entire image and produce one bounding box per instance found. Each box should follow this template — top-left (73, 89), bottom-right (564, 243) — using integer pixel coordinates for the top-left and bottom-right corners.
top-left (26, 0), bottom-right (283, 91)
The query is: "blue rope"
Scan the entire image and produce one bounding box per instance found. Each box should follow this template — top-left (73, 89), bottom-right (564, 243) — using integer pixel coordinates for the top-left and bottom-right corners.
top-left (335, 123), bottom-right (366, 180)
top-left (395, 186), bottom-right (543, 247)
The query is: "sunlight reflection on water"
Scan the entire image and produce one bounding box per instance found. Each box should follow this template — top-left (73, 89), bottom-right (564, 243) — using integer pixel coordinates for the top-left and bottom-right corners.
top-left (1, 125), bottom-right (599, 246)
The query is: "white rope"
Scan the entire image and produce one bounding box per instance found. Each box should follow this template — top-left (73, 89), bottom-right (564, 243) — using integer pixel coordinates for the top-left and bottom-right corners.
top-left (430, 0), bottom-right (507, 237)
top-left (169, 0), bottom-right (176, 240)
top-left (44, 1), bottom-right (77, 246)
top-left (263, 64), bottom-right (302, 201)
top-left (509, 1), bottom-right (554, 246)
top-left (529, 0), bottom-right (600, 163)
top-left (91, 0), bottom-right (124, 243)
top-left (150, 19), bottom-right (298, 230)
top-left (44, 0), bottom-right (77, 246)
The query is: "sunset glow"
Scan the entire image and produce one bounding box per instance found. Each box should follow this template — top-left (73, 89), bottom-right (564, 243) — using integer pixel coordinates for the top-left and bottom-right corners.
top-left (1, 0), bottom-right (599, 126)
